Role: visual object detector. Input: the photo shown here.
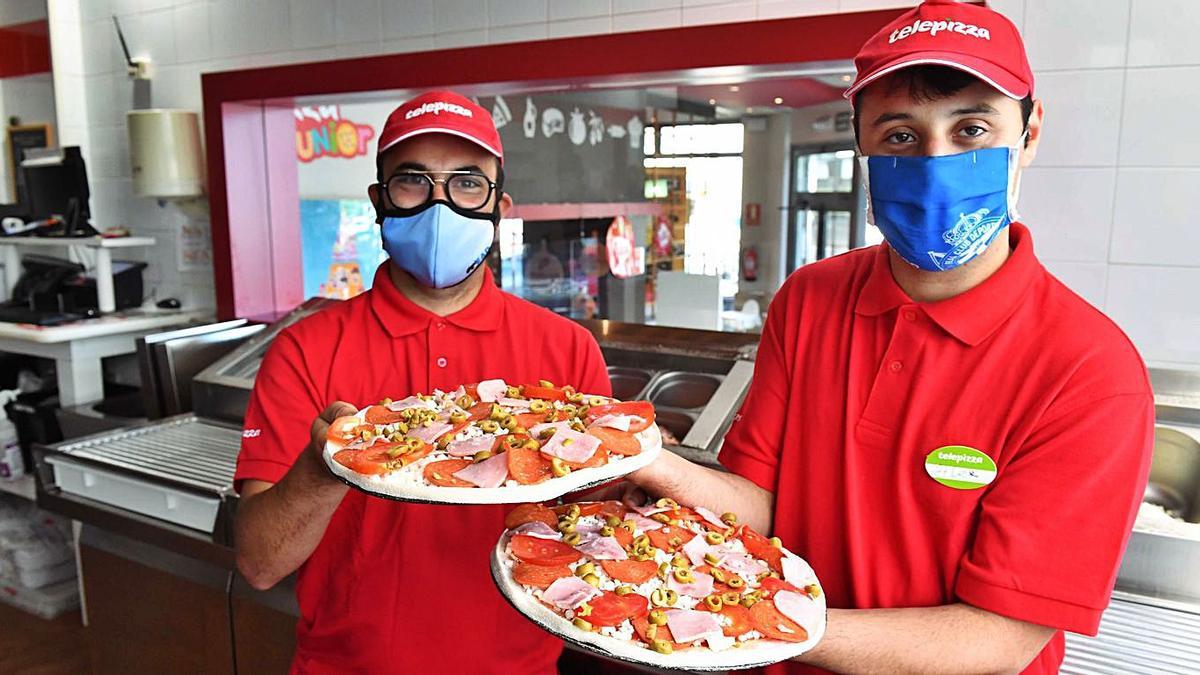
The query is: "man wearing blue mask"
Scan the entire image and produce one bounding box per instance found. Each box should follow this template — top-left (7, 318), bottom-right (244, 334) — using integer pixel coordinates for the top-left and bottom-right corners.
top-left (233, 91), bottom-right (610, 674)
top-left (621, 2), bottom-right (1154, 673)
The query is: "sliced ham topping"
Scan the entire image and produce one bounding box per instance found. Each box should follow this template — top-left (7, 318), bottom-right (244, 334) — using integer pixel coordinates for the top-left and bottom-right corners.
top-left (576, 535), bottom-right (627, 561)
top-left (540, 576), bottom-right (601, 610)
top-left (629, 514), bottom-right (664, 531)
top-left (408, 421), bottom-right (454, 445)
top-left (445, 435), bottom-right (496, 457)
top-left (476, 379), bottom-right (508, 403)
top-left (694, 506), bottom-right (729, 530)
top-left (717, 552), bottom-right (769, 579)
top-left (511, 521), bottom-right (562, 540)
top-left (539, 428), bottom-right (600, 464)
top-left (450, 453), bottom-right (509, 488)
top-left (681, 533), bottom-right (715, 566)
top-left (588, 414), bottom-right (635, 431)
top-left (782, 553), bottom-right (813, 586)
top-left (667, 570), bottom-right (715, 598)
top-left (386, 396), bottom-right (433, 412)
top-left (449, 385), bottom-right (466, 400)
top-left (774, 590), bottom-right (822, 634)
top-left (665, 609), bottom-right (723, 644)
top-left (499, 397), bottom-right (532, 409)
top-left (530, 421), bottom-right (572, 437)
top-left (629, 503), bottom-right (671, 517)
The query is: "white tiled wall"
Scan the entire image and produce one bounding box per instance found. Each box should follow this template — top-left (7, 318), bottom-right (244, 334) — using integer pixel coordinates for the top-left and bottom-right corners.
top-left (43, 0), bottom-right (1200, 368)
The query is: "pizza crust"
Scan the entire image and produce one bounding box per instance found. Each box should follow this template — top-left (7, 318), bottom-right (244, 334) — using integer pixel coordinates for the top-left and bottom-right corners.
top-left (324, 423), bottom-right (663, 505)
top-left (490, 531), bottom-right (827, 671)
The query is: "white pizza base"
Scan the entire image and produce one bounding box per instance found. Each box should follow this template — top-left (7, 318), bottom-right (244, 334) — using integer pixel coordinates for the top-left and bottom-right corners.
top-left (490, 531), bottom-right (827, 671)
top-left (324, 423), bottom-right (663, 505)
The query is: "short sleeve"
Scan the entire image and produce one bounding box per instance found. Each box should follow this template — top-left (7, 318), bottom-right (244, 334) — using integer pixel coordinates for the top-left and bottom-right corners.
top-left (234, 331), bottom-right (324, 491)
top-left (955, 391), bottom-right (1154, 635)
top-left (718, 296), bottom-right (792, 492)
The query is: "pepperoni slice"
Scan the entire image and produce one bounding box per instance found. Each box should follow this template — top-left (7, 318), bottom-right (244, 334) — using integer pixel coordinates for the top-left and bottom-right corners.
top-left (512, 562), bottom-right (572, 589)
top-left (646, 525), bottom-right (697, 553)
top-left (586, 427), bottom-right (642, 456)
top-left (586, 401), bottom-right (655, 433)
top-left (363, 405), bottom-right (404, 425)
top-left (504, 503), bottom-right (559, 530)
top-left (739, 525), bottom-right (783, 574)
top-left (749, 598), bottom-right (809, 643)
top-left (516, 412), bottom-right (548, 430)
top-left (612, 526), bottom-right (633, 548)
top-left (507, 445), bottom-right (553, 484)
top-left (423, 459), bottom-right (474, 487)
top-left (599, 559), bottom-right (658, 584)
top-left (467, 402), bottom-right (494, 421)
top-left (509, 534), bottom-right (581, 566)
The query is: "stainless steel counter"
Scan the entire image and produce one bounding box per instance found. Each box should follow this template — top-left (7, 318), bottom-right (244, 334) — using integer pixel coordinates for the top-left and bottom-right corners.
top-left (1064, 592), bottom-right (1200, 674)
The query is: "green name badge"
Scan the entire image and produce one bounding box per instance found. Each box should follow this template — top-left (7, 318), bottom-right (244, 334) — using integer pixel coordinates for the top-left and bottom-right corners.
top-left (924, 445), bottom-right (997, 490)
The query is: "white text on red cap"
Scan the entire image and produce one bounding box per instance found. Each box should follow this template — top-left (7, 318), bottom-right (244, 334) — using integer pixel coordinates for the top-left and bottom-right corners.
top-left (404, 101), bottom-right (474, 121)
top-left (889, 19), bottom-right (991, 44)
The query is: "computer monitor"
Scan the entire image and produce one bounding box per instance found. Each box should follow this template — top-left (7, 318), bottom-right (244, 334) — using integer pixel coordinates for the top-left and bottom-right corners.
top-left (20, 146), bottom-right (97, 237)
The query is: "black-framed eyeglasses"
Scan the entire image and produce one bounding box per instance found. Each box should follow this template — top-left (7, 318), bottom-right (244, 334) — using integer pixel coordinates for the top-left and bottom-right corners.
top-left (380, 170), bottom-right (497, 212)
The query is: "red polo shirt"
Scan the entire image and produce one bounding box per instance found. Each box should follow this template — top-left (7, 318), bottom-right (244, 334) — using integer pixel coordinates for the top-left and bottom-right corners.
top-left (720, 224), bottom-right (1153, 674)
top-left (235, 264), bottom-right (609, 675)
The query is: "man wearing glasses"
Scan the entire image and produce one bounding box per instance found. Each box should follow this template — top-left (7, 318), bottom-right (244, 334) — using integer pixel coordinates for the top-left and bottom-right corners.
top-left (232, 91), bottom-right (610, 674)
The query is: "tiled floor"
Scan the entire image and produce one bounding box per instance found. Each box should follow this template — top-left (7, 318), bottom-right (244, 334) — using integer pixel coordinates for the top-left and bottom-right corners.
top-left (0, 602), bottom-right (91, 674)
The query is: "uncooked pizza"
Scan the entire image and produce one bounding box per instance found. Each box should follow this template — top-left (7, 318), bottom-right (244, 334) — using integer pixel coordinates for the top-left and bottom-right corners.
top-left (491, 499), bottom-right (826, 671)
top-left (322, 380), bottom-right (662, 504)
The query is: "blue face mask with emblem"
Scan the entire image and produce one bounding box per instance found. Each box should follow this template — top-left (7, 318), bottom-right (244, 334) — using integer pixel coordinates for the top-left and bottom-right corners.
top-left (859, 137), bottom-right (1024, 272)
top-left (380, 201), bottom-right (496, 289)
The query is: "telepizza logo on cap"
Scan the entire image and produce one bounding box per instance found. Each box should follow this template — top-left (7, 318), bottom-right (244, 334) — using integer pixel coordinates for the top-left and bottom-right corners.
top-left (405, 101), bottom-right (474, 120)
top-left (890, 19), bottom-right (991, 44)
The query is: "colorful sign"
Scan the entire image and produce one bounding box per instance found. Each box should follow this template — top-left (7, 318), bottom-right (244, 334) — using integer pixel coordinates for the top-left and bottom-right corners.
top-left (295, 105), bottom-right (375, 163)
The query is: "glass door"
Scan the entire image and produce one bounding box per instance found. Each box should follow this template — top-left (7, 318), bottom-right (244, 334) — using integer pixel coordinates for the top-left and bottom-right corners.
top-left (786, 146), bottom-right (862, 272)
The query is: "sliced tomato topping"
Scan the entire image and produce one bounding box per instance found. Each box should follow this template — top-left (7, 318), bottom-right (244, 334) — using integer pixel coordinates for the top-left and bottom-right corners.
top-left (585, 427), bottom-right (642, 457)
top-left (694, 564), bottom-right (732, 594)
top-left (467, 402), bottom-right (494, 421)
top-left (332, 449), bottom-right (382, 474)
top-left (499, 433), bottom-right (535, 453)
top-left (597, 500), bottom-right (627, 521)
top-left (507, 445), bottom-right (553, 484)
top-left (587, 592), bottom-right (649, 627)
top-left (698, 603), bottom-right (754, 637)
top-left (586, 401), bottom-right (655, 433)
top-left (759, 576), bottom-right (803, 597)
top-left (612, 525), bottom-right (633, 548)
top-left (512, 562), bottom-right (572, 589)
top-left (326, 416), bottom-right (370, 450)
top-left (363, 405), bottom-right (404, 425)
top-left (631, 616), bottom-right (688, 651)
top-left (553, 502), bottom-right (604, 517)
top-left (739, 525), bottom-right (783, 574)
top-left (504, 503), bottom-right (559, 530)
top-left (464, 384), bottom-right (479, 400)
top-left (509, 534), bottom-right (581, 566)
top-left (749, 598), bottom-right (808, 643)
top-left (436, 421), bottom-right (469, 447)
top-left (423, 459), bottom-right (474, 487)
top-left (663, 507), bottom-right (703, 522)
top-left (522, 384), bottom-right (568, 402)
top-left (599, 559), bottom-right (658, 584)
top-left (646, 525), bottom-right (697, 553)
top-left (515, 412), bottom-right (548, 430)
top-left (565, 446), bottom-right (608, 470)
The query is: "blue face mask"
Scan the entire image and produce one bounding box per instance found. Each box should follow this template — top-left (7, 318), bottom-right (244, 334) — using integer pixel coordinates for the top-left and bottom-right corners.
top-left (380, 202), bottom-right (495, 289)
top-left (859, 138), bottom-right (1024, 272)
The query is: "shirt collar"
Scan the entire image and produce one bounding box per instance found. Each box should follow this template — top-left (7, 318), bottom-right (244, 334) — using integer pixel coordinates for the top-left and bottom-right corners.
top-left (369, 263), bottom-right (505, 337)
top-left (855, 223), bottom-right (1042, 346)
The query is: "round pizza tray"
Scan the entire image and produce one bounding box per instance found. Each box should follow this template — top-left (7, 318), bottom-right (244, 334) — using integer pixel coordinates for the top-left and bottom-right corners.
top-left (323, 424), bottom-right (663, 505)
top-left (489, 530), bottom-right (827, 671)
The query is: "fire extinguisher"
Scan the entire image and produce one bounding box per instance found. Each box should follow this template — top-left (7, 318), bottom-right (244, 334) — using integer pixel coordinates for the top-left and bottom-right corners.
top-left (742, 246), bottom-right (759, 282)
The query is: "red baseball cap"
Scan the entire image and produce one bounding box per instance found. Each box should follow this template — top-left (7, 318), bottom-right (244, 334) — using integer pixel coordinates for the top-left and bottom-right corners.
top-left (844, 0), bottom-right (1033, 101)
top-left (377, 90), bottom-right (504, 162)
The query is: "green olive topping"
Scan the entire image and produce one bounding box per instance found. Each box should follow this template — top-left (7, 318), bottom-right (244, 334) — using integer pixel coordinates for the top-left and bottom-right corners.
top-left (557, 519), bottom-right (577, 534)
top-left (506, 386), bottom-right (522, 398)
top-left (619, 520), bottom-right (636, 533)
top-left (673, 568), bottom-right (695, 584)
top-left (651, 513), bottom-right (671, 524)
top-left (655, 497), bottom-right (679, 509)
top-left (563, 532), bottom-right (582, 546)
top-left (588, 396), bottom-right (607, 407)
top-left (704, 594), bottom-right (723, 611)
top-left (806, 584), bottom-right (822, 598)
top-left (727, 576), bottom-right (745, 589)
top-left (539, 379), bottom-right (555, 388)
top-left (489, 404), bottom-right (506, 421)
top-left (576, 562), bottom-right (596, 577)
top-left (740, 595), bottom-right (759, 608)
top-left (582, 573), bottom-right (600, 587)
top-left (479, 420), bottom-right (499, 433)
top-left (604, 515), bottom-right (621, 527)
top-left (722, 591), bottom-right (742, 606)
top-left (668, 536), bottom-right (682, 549)
top-left (529, 400), bottom-right (549, 413)
top-left (769, 536), bottom-right (783, 548)
top-left (651, 640), bottom-right (673, 655)
top-left (502, 416), bottom-right (519, 431)
top-left (567, 504), bottom-right (581, 518)
top-left (671, 554), bottom-right (688, 569)
top-left (456, 395), bottom-right (475, 409)
top-left (576, 601), bottom-right (593, 617)
top-left (472, 450), bottom-right (493, 462)
top-left (705, 532), bottom-right (725, 545)
top-left (645, 624), bottom-right (658, 640)
top-left (648, 609), bottom-right (668, 625)
top-left (710, 568), bottom-right (726, 584)
top-left (573, 617), bottom-right (593, 631)
top-left (449, 411), bottom-right (468, 425)
top-left (703, 552), bottom-right (721, 566)
top-left (615, 585), bottom-right (635, 596)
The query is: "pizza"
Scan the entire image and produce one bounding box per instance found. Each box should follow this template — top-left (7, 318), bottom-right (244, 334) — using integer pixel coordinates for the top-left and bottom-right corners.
top-left (491, 499), bottom-right (826, 671)
top-left (322, 379), bottom-right (662, 504)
